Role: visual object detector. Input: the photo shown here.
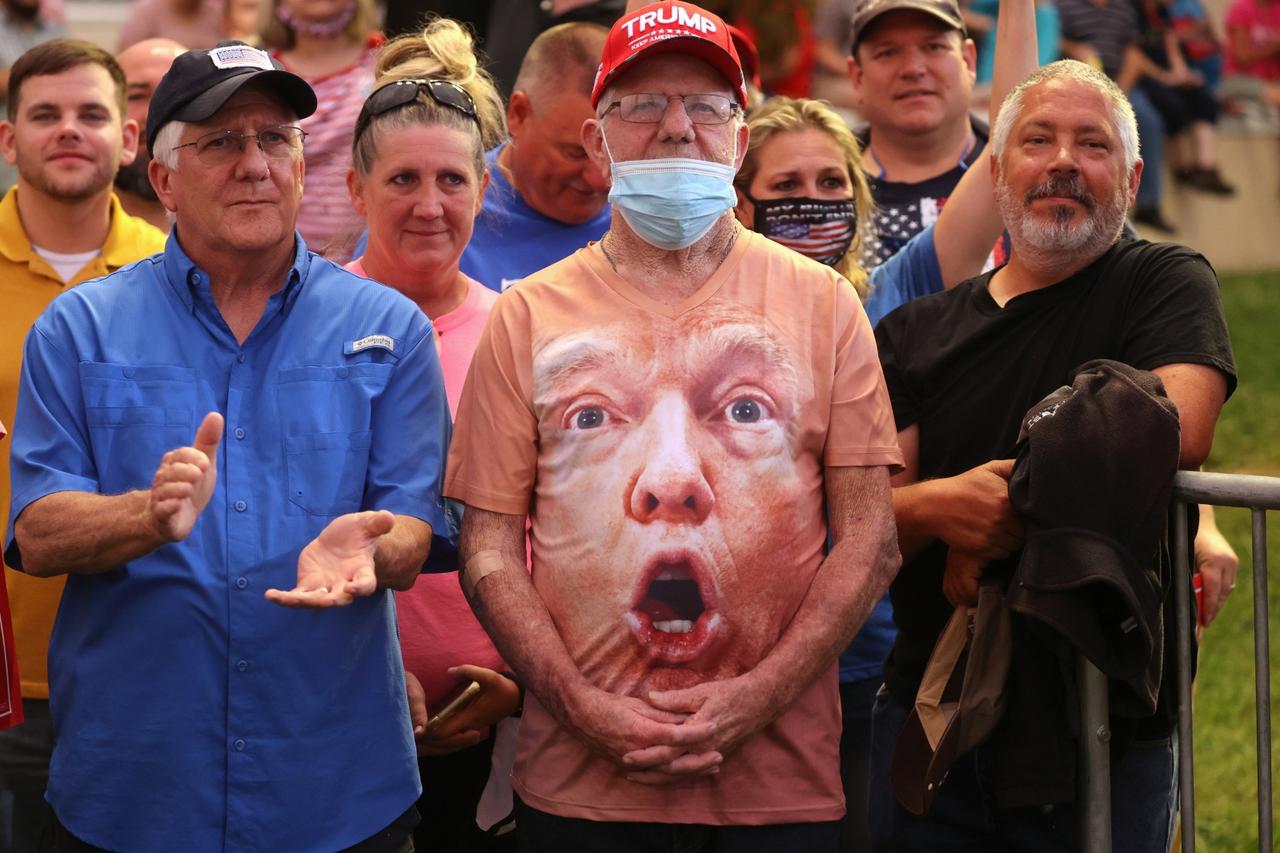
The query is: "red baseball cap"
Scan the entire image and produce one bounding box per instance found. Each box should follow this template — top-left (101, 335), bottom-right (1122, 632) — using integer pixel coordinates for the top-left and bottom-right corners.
top-left (590, 1), bottom-right (748, 109)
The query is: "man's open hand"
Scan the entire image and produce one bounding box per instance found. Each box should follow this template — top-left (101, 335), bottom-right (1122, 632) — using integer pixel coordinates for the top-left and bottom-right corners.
top-left (265, 510), bottom-right (394, 608)
top-left (149, 412), bottom-right (222, 541)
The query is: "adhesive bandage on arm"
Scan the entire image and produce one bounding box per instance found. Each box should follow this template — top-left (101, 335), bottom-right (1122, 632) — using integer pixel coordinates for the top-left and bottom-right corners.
top-left (461, 548), bottom-right (508, 599)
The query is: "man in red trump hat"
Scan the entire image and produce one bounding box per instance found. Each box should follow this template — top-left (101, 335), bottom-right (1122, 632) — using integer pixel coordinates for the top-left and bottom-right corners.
top-left (444, 1), bottom-right (903, 850)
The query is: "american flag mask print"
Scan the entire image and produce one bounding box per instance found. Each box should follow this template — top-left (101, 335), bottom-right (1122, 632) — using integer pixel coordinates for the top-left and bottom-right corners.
top-left (751, 197), bottom-right (858, 267)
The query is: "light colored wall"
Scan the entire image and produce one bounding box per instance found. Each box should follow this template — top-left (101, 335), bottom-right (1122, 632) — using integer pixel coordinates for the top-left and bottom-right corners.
top-left (1134, 134), bottom-right (1280, 273)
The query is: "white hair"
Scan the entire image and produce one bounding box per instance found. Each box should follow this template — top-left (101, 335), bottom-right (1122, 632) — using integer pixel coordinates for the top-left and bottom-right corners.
top-left (991, 60), bottom-right (1140, 174)
top-left (151, 119), bottom-right (190, 171)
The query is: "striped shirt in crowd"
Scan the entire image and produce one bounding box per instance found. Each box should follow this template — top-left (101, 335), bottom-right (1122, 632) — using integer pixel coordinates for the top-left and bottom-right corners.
top-left (273, 37), bottom-right (379, 260)
top-left (1056, 0), bottom-right (1141, 78)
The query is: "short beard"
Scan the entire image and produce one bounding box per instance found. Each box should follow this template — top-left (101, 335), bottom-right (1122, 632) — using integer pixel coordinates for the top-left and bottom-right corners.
top-left (20, 160), bottom-right (115, 204)
top-left (997, 171), bottom-right (1128, 273)
top-left (114, 152), bottom-right (158, 202)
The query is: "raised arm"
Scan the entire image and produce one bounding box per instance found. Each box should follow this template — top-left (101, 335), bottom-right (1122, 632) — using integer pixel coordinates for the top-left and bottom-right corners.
top-left (934, 0), bottom-right (1039, 287)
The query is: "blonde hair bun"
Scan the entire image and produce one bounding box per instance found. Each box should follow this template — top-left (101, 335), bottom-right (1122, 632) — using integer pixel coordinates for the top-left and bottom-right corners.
top-left (374, 17), bottom-right (506, 150)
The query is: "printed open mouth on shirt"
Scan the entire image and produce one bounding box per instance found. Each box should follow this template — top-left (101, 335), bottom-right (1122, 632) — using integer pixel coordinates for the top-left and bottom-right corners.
top-left (625, 551), bottom-right (723, 664)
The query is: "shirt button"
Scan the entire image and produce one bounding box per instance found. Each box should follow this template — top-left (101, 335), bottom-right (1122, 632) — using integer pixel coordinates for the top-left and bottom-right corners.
top-left (234, 500), bottom-right (247, 512)
top-left (336, 367), bottom-right (349, 379)
top-left (234, 427), bottom-right (246, 440)
top-left (235, 576), bottom-right (248, 590)
top-left (237, 352), bottom-right (246, 364)
top-left (123, 368), bottom-right (136, 379)
top-left (233, 739), bottom-right (246, 751)
top-left (236, 659), bottom-right (249, 672)
top-left (189, 271), bottom-right (201, 285)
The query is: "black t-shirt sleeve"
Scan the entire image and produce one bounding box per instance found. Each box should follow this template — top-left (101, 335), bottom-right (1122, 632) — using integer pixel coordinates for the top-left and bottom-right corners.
top-left (1118, 244), bottom-right (1238, 398)
top-left (875, 310), bottom-right (921, 431)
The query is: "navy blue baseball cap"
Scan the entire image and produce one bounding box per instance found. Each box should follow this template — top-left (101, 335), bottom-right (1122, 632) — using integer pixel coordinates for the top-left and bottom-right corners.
top-left (146, 41), bottom-right (317, 153)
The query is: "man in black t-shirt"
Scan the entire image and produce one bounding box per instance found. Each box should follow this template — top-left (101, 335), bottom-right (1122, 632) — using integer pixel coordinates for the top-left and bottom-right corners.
top-left (868, 60), bottom-right (1235, 852)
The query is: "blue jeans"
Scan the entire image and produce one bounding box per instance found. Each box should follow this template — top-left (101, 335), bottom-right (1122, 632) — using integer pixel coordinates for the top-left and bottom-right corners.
top-left (867, 690), bottom-right (1177, 852)
top-left (1128, 86), bottom-right (1166, 209)
top-left (514, 796), bottom-right (841, 853)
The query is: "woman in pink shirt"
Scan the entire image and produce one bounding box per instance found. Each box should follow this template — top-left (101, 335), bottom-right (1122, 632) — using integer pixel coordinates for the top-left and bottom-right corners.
top-left (345, 18), bottom-right (517, 853)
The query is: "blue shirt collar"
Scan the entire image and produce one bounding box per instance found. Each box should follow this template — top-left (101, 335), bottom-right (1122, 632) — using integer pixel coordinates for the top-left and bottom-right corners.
top-left (161, 229), bottom-right (311, 316)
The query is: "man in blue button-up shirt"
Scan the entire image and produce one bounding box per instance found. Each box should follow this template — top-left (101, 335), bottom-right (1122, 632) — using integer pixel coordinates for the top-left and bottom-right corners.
top-left (4, 43), bottom-right (451, 852)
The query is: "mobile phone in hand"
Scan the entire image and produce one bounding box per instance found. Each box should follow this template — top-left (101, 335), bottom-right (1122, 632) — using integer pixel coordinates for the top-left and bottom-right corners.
top-left (427, 679), bottom-right (481, 730)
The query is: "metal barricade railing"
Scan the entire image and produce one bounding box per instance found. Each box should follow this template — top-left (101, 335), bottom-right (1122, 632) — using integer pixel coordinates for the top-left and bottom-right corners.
top-left (1078, 470), bottom-right (1280, 853)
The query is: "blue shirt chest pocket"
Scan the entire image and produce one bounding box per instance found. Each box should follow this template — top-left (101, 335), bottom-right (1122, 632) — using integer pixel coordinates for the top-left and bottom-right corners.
top-left (80, 363), bottom-right (197, 496)
top-left (275, 364), bottom-right (392, 517)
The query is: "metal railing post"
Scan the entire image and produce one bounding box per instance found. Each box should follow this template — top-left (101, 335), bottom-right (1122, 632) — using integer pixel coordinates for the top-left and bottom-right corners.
top-left (1174, 503), bottom-right (1197, 853)
top-left (1065, 471), bottom-right (1280, 853)
top-left (1079, 656), bottom-right (1112, 852)
top-left (1170, 471), bottom-right (1280, 853)
top-left (1252, 509), bottom-right (1273, 853)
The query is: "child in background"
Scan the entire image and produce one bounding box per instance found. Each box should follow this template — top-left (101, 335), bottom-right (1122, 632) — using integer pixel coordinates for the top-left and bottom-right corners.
top-left (1169, 0), bottom-right (1225, 92)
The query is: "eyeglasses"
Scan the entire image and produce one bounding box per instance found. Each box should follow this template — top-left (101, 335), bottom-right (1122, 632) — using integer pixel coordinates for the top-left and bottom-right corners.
top-left (172, 125), bottom-right (307, 165)
top-left (602, 93), bottom-right (740, 125)
top-left (354, 79), bottom-right (478, 142)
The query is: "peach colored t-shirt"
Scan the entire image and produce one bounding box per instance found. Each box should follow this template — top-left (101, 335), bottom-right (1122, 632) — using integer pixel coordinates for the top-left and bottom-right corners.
top-left (346, 259), bottom-right (502, 704)
top-left (444, 229), bottom-right (902, 824)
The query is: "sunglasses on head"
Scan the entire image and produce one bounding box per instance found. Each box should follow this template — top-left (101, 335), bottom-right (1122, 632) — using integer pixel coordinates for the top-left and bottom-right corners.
top-left (354, 78), bottom-right (477, 141)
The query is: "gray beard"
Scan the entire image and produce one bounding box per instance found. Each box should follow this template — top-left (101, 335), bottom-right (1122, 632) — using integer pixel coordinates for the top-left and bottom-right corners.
top-left (996, 173), bottom-right (1128, 274)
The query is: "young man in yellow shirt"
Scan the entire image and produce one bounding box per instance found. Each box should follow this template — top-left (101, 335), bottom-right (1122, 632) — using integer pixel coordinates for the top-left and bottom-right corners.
top-left (0, 38), bottom-right (165, 851)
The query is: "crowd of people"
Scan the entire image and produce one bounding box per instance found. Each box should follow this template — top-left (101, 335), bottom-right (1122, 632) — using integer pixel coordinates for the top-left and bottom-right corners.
top-left (2, 0), bottom-right (1278, 232)
top-left (0, 0), bottom-right (1247, 851)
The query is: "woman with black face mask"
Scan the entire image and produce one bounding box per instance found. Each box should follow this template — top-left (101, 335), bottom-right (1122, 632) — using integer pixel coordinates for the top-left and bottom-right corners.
top-left (731, 94), bottom-right (1009, 326)
top-left (733, 97), bottom-right (875, 296)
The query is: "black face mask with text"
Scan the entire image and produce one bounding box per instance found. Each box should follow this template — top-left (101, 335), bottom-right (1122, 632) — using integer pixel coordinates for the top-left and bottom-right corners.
top-left (749, 196), bottom-right (858, 267)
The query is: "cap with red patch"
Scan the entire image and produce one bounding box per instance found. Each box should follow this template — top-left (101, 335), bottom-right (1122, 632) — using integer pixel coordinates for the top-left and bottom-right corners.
top-left (590, 1), bottom-right (748, 109)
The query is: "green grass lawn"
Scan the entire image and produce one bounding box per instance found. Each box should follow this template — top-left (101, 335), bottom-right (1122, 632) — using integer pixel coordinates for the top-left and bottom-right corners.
top-left (1192, 270), bottom-right (1280, 851)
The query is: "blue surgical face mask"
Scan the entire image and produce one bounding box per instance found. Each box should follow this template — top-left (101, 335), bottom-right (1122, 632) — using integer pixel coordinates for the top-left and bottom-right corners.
top-left (602, 126), bottom-right (739, 251)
